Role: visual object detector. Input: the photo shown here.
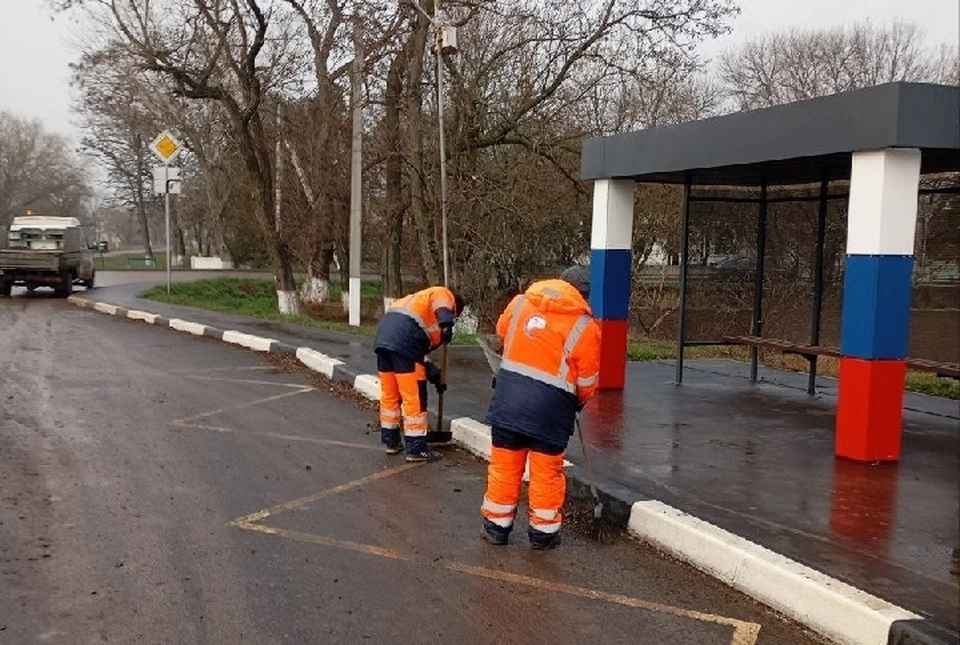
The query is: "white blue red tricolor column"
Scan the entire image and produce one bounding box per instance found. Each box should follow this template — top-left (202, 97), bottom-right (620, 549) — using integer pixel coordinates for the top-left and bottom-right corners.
top-left (589, 179), bottom-right (635, 389)
top-left (836, 148), bottom-right (921, 462)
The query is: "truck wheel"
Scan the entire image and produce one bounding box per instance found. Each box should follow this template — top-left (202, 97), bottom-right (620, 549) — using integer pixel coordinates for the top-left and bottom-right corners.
top-left (55, 271), bottom-right (73, 298)
top-left (0, 281), bottom-right (10, 298)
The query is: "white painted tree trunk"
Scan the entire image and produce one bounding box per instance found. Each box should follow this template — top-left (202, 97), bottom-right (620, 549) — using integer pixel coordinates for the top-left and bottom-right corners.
top-left (453, 305), bottom-right (478, 335)
top-left (382, 296), bottom-right (396, 312)
top-left (341, 290), bottom-right (350, 312)
top-left (299, 277), bottom-right (330, 305)
top-left (277, 290), bottom-right (300, 315)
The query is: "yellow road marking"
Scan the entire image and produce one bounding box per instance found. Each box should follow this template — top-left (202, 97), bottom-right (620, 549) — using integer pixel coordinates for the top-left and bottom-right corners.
top-left (173, 422), bottom-right (380, 452)
top-left (169, 387), bottom-right (314, 426)
top-left (445, 562), bottom-right (761, 645)
top-left (179, 375), bottom-right (311, 388)
top-left (168, 366), bottom-right (274, 374)
top-left (230, 462), bottom-right (422, 527)
top-left (185, 365), bottom-right (763, 643)
top-left (237, 522), bottom-right (409, 561)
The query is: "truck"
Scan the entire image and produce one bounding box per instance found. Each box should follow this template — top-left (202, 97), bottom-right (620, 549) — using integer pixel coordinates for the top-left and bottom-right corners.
top-left (0, 215), bottom-right (96, 297)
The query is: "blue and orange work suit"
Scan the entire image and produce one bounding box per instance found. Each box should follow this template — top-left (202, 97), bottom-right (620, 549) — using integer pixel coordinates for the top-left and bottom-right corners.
top-left (482, 279), bottom-right (601, 547)
top-left (374, 287), bottom-right (457, 455)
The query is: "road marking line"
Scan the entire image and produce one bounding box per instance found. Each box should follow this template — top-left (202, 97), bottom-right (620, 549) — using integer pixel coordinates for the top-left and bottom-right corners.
top-left (228, 462), bottom-right (762, 643)
top-left (178, 375), bottom-right (310, 388)
top-left (174, 422), bottom-right (380, 452)
top-left (236, 523), bottom-right (409, 561)
top-left (167, 366), bottom-right (274, 374)
top-left (169, 387), bottom-right (314, 425)
top-left (445, 562), bottom-right (761, 645)
top-left (230, 462), bottom-right (423, 527)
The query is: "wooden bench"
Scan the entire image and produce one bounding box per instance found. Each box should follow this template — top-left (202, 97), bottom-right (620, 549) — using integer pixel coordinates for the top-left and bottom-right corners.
top-left (723, 335), bottom-right (960, 381)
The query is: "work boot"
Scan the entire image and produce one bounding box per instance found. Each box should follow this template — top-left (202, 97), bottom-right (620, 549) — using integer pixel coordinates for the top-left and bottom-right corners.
top-left (481, 519), bottom-right (509, 546)
top-left (405, 449), bottom-right (442, 463)
top-left (381, 427), bottom-right (402, 453)
top-left (529, 529), bottom-right (561, 551)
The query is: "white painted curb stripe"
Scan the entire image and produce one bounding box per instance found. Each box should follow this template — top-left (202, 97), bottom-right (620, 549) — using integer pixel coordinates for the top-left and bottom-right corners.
top-left (452, 417), bottom-right (493, 460)
top-left (93, 302), bottom-right (118, 315)
top-left (353, 374), bottom-right (381, 401)
top-left (169, 318), bottom-right (207, 336)
top-left (628, 500), bottom-right (919, 645)
top-left (126, 309), bottom-right (159, 324)
top-left (295, 347), bottom-right (343, 378)
top-left (222, 330), bottom-right (275, 352)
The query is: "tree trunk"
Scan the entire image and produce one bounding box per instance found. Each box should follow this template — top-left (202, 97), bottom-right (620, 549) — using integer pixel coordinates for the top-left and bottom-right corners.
top-left (236, 109), bottom-right (299, 314)
top-left (133, 143), bottom-right (154, 259)
top-left (382, 47), bottom-right (405, 304)
top-left (404, 11), bottom-right (441, 285)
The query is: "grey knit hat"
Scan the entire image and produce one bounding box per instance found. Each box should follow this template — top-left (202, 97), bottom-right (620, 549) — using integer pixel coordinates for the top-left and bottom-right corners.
top-left (560, 265), bottom-right (591, 298)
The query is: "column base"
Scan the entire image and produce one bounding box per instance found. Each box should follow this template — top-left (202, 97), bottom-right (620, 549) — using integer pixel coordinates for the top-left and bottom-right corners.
top-left (597, 319), bottom-right (628, 389)
top-left (835, 357), bottom-right (906, 462)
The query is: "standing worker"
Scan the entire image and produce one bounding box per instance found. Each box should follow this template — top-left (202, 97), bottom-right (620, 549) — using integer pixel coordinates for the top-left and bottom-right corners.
top-left (481, 266), bottom-right (600, 549)
top-left (375, 286), bottom-right (465, 462)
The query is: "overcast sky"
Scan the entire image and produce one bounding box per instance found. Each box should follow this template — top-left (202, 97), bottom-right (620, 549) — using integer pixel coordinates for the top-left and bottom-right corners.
top-left (0, 0), bottom-right (958, 142)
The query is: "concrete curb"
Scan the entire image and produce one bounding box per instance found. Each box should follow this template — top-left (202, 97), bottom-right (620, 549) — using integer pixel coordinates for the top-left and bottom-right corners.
top-left (67, 295), bottom-right (955, 645)
top-left (628, 501), bottom-right (925, 645)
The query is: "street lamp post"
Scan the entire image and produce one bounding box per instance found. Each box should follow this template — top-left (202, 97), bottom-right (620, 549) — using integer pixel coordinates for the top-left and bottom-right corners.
top-left (409, 0), bottom-right (457, 440)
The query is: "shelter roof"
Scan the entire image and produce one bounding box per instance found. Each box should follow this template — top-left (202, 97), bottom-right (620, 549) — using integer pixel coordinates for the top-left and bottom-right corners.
top-left (580, 82), bottom-right (960, 186)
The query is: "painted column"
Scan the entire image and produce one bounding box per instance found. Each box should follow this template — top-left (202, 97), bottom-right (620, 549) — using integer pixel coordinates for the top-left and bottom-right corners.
top-left (836, 148), bottom-right (921, 462)
top-left (589, 179), bottom-right (635, 389)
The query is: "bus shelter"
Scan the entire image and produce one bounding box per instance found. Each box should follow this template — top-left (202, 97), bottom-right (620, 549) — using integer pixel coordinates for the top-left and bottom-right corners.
top-left (580, 82), bottom-right (960, 463)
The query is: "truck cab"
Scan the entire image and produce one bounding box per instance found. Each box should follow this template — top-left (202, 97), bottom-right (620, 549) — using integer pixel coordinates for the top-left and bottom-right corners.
top-left (0, 214), bottom-right (95, 297)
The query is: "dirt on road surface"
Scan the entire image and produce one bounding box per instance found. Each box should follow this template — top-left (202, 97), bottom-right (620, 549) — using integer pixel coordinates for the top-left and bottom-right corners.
top-left (0, 294), bottom-right (826, 645)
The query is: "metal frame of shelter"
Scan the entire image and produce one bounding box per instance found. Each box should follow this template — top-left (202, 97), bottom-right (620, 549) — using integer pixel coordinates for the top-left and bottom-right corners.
top-left (580, 82), bottom-right (960, 463)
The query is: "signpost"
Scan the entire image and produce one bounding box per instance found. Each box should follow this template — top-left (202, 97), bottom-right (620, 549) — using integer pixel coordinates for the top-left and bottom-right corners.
top-left (149, 130), bottom-right (182, 295)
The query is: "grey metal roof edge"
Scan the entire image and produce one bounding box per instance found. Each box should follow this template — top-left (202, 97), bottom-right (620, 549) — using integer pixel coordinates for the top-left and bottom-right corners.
top-left (581, 82), bottom-right (960, 182)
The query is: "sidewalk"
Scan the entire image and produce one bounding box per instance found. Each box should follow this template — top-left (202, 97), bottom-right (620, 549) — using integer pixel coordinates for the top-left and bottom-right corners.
top-left (75, 281), bottom-right (960, 643)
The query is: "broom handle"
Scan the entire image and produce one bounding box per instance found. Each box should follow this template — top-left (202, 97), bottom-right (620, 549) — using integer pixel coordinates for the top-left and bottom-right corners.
top-left (575, 415), bottom-right (599, 500)
top-left (436, 343), bottom-right (449, 432)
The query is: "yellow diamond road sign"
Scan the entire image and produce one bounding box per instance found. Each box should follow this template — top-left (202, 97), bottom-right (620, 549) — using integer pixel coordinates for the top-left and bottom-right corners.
top-left (150, 130), bottom-right (182, 163)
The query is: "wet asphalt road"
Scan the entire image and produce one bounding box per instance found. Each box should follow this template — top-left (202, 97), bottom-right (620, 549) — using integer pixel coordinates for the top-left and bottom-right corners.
top-left (0, 291), bottom-right (826, 645)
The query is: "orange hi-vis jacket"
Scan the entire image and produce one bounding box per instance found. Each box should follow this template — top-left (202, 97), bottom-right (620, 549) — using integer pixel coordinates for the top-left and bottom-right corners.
top-left (485, 279), bottom-right (601, 446)
top-left (374, 286), bottom-right (458, 359)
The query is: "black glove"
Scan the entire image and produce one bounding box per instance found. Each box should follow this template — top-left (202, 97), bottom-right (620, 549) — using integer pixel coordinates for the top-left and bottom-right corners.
top-left (425, 361), bottom-right (447, 395)
top-left (425, 361), bottom-right (442, 385)
top-left (439, 324), bottom-right (454, 345)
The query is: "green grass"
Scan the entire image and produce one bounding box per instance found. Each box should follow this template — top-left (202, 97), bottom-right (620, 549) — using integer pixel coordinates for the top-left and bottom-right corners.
top-left (627, 338), bottom-right (677, 361)
top-left (141, 277), bottom-right (475, 345)
top-left (905, 373), bottom-right (960, 399)
top-left (94, 252), bottom-right (168, 270)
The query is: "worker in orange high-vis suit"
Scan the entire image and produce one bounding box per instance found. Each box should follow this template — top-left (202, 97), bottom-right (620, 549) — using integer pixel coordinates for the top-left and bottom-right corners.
top-left (374, 286), bottom-right (465, 462)
top-left (482, 265), bottom-right (600, 549)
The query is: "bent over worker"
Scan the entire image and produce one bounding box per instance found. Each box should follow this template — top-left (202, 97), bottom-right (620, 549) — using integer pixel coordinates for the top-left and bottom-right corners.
top-left (482, 266), bottom-right (600, 549)
top-left (374, 286), bottom-right (464, 462)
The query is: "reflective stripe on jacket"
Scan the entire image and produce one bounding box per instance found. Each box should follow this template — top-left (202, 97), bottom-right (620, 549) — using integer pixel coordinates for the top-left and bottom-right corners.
top-left (374, 286), bottom-right (457, 359)
top-left (486, 279), bottom-right (601, 446)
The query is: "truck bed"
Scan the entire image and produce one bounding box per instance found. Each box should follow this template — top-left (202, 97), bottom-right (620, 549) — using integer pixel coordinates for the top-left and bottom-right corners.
top-left (0, 249), bottom-right (66, 272)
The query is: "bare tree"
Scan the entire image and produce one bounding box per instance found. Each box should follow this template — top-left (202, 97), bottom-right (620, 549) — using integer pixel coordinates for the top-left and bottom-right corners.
top-left (720, 20), bottom-right (957, 110)
top-left (65, 0), bottom-right (312, 313)
top-left (0, 112), bottom-right (89, 229)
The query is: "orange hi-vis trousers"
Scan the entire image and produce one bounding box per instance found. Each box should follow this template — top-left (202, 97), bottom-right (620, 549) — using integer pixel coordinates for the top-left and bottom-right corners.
top-left (377, 350), bottom-right (428, 453)
top-left (481, 428), bottom-right (566, 536)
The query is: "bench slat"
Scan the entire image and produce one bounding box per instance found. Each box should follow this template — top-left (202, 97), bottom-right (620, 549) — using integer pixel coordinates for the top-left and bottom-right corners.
top-left (722, 335), bottom-right (959, 378)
